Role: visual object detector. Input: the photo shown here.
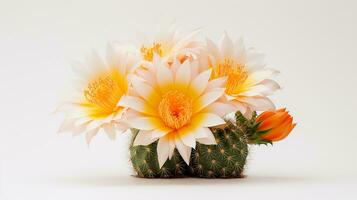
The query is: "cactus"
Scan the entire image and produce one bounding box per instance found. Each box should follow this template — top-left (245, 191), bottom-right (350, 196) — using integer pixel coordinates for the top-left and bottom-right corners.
top-left (189, 122), bottom-right (249, 178)
top-left (129, 129), bottom-right (189, 178)
top-left (130, 111), bottom-right (262, 178)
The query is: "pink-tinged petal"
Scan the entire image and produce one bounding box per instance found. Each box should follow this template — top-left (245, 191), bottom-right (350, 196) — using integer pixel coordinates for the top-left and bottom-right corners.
top-left (220, 32), bottom-right (234, 57)
top-left (118, 96), bottom-right (157, 116)
top-left (136, 68), bottom-right (157, 86)
top-left (204, 102), bottom-right (236, 117)
top-left (243, 107), bottom-right (253, 119)
top-left (115, 122), bottom-right (129, 133)
top-left (157, 137), bottom-right (170, 168)
top-left (206, 38), bottom-right (220, 59)
top-left (85, 128), bottom-right (99, 145)
top-left (86, 120), bottom-right (103, 131)
top-left (189, 69), bottom-right (211, 98)
top-left (192, 113), bottom-right (226, 127)
top-left (193, 89), bottom-right (225, 114)
top-left (231, 100), bottom-right (248, 114)
top-left (127, 117), bottom-right (163, 130)
top-left (175, 60), bottom-right (191, 90)
top-left (173, 28), bottom-right (201, 52)
top-left (240, 96), bottom-right (275, 111)
top-left (259, 79), bottom-right (281, 92)
top-left (103, 124), bottom-right (116, 140)
top-left (197, 130), bottom-right (217, 145)
top-left (133, 130), bottom-right (158, 146)
top-left (71, 123), bottom-right (88, 136)
top-left (156, 63), bottom-right (174, 93)
top-left (74, 117), bottom-right (92, 126)
top-left (58, 118), bottom-right (76, 133)
top-left (175, 137), bottom-right (192, 165)
top-left (205, 77), bottom-right (227, 92)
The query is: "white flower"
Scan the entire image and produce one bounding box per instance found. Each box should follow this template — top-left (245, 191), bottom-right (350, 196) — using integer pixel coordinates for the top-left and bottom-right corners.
top-left (205, 32), bottom-right (280, 118)
top-left (119, 57), bottom-right (230, 167)
top-left (57, 44), bottom-right (138, 144)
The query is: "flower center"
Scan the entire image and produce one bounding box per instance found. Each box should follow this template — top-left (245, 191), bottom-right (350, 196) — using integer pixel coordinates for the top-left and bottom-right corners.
top-left (140, 43), bottom-right (163, 61)
top-left (158, 90), bottom-right (193, 130)
top-left (84, 71), bottom-right (124, 118)
top-left (211, 58), bottom-right (248, 95)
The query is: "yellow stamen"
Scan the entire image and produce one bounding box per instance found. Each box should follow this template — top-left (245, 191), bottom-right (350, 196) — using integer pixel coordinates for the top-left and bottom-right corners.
top-left (140, 43), bottom-right (163, 61)
top-left (158, 90), bottom-right (192, 129)
top-left (211, 58), bottom-right (248, 95)
top-left (84, 70), bottom-right (125, 118)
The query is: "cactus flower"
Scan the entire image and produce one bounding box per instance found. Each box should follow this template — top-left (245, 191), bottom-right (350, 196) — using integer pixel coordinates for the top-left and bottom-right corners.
top-left (256, 108), bottom-right (296, 142)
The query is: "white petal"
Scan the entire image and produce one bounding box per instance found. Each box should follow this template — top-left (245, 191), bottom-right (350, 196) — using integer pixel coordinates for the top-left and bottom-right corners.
top-left (240, 80), bottom-right (280, 96)
top-left (168, 139), bottom-right (176, 159)
top-left (156, 63), bottom-right (174, 93)
top-left (175, 60), bottom-right (191, 89)
top-left (259, 79), bottom-right (281, 92)
top-left (193, 113), bottom-right (226, 127)
top-left (131, 77), bottom-right (161, 107)
top-left (220, 32), bottom-right (234, 57)
top-left (178, 128), bottom-right (196, 149)
top-left (197, 130), bottom-right (217, 145)
top-left (205, 77), bottom-right (227, 92)
top-left (157, 137), bottom-right (170, 168)
top-left (240, 96), bottom-right (275, 111)
top-left (231, 100), bottom-right (248, 114)
top-left (74, 116), bottom-right (92, 127)
top-left (151, 127), bottom-right (172, 138)
top-left (118, 96), bottom-right (156, 116)
top-left (173, 28), bottom-right (201, 52)
top-left (234, 37), bottom-right (246, 60)
top-left (189, 69), bottom-right (212, 98)
top-left (174, 137), bottom-right (192, 165)
top-left (133, 131), bottom-right (158, 146)
top-left (245, 69), bottom-right (279, 86)
top-left (86, 128), bottom-right (99, 145)
top-left (58, 118), bottom-right (76, 133)
top-left (106, 44), bottom-right (122, 72)
top-left (193, 89), bottom-right (225, 114)
top-left (88, 51), bottom-right (106, 72)
top-left (204, 102), bottom-right (236, 117)
top-left (127, 117), bottom-right (162, 130)
top-left (206, 38), bottom-right (220, 59)
top-left (103, 124), bottom-right (116, 140)
top-left (72, 123), bottom-right (87, 136)
top-left (194, 127), bottom-right (213, 139)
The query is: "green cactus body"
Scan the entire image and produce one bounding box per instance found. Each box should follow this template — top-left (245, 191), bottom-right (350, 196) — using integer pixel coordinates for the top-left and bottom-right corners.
top-left (189, 123), bottom-right (249, 178)
top-left (129, 129), bottom-right (189, 178)
top-left (129, 112), bottom-right (262, 178)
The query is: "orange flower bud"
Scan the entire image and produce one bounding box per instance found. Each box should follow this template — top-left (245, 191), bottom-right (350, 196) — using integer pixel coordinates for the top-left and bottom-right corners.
top-left (256, 108), bottom-right (296, 142)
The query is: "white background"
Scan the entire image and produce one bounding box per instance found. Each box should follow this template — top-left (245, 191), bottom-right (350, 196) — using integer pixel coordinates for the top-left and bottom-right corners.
top-left (1, 0), bottom-right (357, 199)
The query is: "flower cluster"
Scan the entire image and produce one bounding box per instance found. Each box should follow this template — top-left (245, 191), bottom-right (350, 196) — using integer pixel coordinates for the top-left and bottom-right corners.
top-left (57, 26), bottom-right (295, 168)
